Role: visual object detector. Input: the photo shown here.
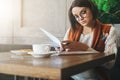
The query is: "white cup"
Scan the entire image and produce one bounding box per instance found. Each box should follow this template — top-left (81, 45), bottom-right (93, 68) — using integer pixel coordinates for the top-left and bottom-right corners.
top-left (32, 44), bottom-right (51, 54)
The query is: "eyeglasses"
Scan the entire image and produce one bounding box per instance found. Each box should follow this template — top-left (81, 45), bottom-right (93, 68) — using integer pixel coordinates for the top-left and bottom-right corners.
top-left (73, 9), bottom-right (87, 21)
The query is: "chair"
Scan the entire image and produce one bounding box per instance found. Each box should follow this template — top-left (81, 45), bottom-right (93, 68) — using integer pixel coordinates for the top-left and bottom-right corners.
top-left (110, 47), bottom-right (120, 80)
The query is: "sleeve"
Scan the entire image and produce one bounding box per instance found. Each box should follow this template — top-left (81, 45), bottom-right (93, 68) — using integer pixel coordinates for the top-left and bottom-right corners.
top-left (104, 26), bottom-right (118, 55)
top-left (63, 28), bottom-right (70, 40)
top-left (103, 26), bottom-right (118, 69)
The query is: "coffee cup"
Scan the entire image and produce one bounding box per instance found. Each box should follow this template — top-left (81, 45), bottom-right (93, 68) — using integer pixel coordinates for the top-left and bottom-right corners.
top-left (32, 44), bottom-right (51, 54)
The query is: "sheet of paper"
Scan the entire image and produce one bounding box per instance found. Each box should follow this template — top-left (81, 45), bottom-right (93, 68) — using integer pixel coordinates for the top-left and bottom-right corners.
top-left (40, 28), bottom-right (62, 48)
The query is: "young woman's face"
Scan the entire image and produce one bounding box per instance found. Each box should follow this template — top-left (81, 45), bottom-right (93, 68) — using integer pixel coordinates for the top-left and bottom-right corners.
top-left (72, 7), bottom-right (93, 26)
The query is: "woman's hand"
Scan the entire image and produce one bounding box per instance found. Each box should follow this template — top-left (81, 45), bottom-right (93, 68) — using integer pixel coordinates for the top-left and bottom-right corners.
top-left (61, 40), bottom-right (89, 52)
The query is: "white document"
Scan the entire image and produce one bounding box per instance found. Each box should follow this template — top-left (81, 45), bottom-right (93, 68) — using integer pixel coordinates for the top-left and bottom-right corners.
top-left (40, 28), bottom-right (62, 48)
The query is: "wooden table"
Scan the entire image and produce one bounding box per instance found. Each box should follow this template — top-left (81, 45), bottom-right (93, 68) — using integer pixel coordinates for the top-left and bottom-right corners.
top-left (0, 52), bottom-right (115, 80)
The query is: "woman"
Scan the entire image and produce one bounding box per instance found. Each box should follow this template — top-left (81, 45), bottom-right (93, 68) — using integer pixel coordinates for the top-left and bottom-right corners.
top-left (62, 0), bottom-right (118, 80)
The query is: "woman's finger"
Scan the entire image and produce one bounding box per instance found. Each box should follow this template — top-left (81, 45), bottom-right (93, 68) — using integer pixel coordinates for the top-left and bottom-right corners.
top-left (65, 48), bottom-right (70, 52)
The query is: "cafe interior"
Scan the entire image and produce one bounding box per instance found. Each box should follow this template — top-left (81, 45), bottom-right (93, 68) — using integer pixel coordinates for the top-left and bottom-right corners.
top-left (0, 0), bottom-right (120, 80)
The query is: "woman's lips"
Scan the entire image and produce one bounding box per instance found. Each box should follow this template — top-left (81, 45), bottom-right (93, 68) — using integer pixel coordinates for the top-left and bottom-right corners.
top-left (80, 21), bottom-right (86, 24)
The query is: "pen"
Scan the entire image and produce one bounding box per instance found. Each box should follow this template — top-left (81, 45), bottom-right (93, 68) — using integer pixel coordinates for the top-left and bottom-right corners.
top-left (62, 42), bottom-right (70, 45)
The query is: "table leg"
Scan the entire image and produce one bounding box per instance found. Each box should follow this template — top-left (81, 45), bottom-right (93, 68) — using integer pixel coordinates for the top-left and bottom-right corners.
top-left (14, 75), bottom-right (17, 80)
top-left (24, 77), bottom-right (29, 80)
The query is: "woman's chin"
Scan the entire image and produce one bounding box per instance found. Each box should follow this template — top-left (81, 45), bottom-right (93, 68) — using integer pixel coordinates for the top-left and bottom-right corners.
top-left (81, 23), bottom-right (87, 26)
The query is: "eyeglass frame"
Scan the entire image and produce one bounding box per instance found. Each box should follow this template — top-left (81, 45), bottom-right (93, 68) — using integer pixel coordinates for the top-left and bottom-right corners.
top-left (73, 8), bottom-right (88, 21)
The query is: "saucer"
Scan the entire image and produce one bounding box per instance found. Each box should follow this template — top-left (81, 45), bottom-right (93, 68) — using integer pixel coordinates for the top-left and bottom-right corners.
top-left (27, 51), bottom-right (55, 58)
top-left (10, 49), bottom-right (32, 55)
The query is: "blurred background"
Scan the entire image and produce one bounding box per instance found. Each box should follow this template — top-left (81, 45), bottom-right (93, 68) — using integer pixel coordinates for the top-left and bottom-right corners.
top-left (0, 0), bottom-right (120, 46)
top-left (92, 0), bottom-right (120, 23)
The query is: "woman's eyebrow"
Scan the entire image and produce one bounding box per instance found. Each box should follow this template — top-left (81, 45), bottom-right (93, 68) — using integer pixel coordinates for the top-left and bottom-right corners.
top-left (80, 8), bottom-right (86, 11)
top-left (74, 14), bottom-right (78, 16)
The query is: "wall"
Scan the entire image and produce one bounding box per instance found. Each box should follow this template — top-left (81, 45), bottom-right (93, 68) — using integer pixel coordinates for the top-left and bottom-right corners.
top-left (0, 0), bottom-right (120, 46)
top-left (0, 0), bottom-right (68, 46)
top-left (0, 0), bottom-right (13, 44)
